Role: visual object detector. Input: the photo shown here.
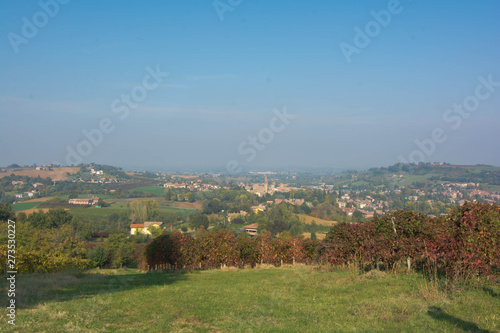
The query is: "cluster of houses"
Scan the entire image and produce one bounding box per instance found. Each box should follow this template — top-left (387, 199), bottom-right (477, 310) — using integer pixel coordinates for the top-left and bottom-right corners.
top-left (163, 181), bottom-right (225, 192)
top-left (90, 168), bottom-right (104, 175)
top-left (336, 194), bottom-right (386, 217)
top-left (71, 177), bottom-right (118, 184)
top-left (14, 190), bottom-right (40, 199)
top-left (128, 220), bottom-right (258, 237)
top-left (273, 198), bottom-right (307, 206)
top-left (243, 177), bottom-right (302, 197)
top-left (12, 180), bottom-right (44, 200)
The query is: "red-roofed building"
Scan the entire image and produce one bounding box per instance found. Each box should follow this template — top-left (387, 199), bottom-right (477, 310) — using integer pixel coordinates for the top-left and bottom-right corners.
top-left (130, 221), bottom-right (163, 235)
top-left (243, 223), bottom-right (258, 236)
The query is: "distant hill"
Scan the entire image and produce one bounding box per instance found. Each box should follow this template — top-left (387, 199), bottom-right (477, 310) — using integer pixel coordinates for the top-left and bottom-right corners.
top-left (0, 167), bottom-right (80, 181)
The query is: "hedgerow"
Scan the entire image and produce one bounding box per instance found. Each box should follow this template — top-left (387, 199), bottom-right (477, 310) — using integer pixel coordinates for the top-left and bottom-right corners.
top-left (142, 202), bottom-right (500, 282)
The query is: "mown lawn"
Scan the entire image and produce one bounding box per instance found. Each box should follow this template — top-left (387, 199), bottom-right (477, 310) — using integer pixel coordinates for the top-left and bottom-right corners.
top-left (3, 266), bottom-right (499, 332)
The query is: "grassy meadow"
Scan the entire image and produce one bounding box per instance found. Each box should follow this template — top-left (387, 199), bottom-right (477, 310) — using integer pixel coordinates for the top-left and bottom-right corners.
top-left (11, 201), bottom-right (43, 212)
top-left (134, 185), bottom-right (166, 196)
top-left (64, 197), bottom-right (195, 221)
top-left (3, 266), bottom-right (499, 332)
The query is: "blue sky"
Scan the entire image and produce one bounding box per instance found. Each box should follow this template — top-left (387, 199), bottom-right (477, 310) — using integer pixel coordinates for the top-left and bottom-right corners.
top-left (1, 0), bottom-right (499, 171)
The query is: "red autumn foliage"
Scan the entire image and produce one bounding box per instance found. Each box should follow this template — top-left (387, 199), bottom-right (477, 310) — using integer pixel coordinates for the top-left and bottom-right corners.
top-left (142, 202), bottom-right (500, 281)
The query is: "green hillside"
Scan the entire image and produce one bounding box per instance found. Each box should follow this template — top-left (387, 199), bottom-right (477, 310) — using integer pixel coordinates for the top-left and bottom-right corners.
top-left (7, 267), bottom-right (499, 332)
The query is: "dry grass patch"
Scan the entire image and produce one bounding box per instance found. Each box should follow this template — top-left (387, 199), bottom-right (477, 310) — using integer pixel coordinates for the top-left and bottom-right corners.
top-left (302, 232), bottom-right (326, 240)
top-left (175, 201), bottom-right (203, 210)
top-left (19, 208), bottom-right (50, 215)
top-left (0, 167), bottom-right (79, 181)
top-left (23, 196), bottom-right (54, 203)
top-left (297, 214), bottom-right (337, 226)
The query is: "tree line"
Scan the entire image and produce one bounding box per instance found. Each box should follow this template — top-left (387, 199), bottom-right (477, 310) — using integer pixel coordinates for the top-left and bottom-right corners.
top-left (144, 201), bottom-right (500, 282)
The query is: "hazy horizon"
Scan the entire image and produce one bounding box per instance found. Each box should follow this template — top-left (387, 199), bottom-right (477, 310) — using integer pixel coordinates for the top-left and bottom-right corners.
top-left (2, 1), bottom-right (499, 172)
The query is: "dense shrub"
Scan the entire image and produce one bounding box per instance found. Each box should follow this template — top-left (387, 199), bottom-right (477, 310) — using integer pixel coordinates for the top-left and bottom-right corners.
top-left (0, 223), bottom-right (92, 274)
top-left (425, 201), bottom-right (500, 281)
top-left (196, 230), bottom-right (239, 269)
top-left (141, 202), bottom-right (500, 282)
top-left (86, 245), bottom-right (109, 268)
top-left (371, 210), bottom-right (432, 271)
top-left (319, 222), bottom-right (374, 268)
top-left (237, 233), bottom-right (261, 267)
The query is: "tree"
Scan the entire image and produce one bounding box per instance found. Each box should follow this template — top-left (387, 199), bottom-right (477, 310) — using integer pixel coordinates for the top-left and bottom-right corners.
top-left (0, 203), bottom-right (15, 221)
top-left (268, 219), bottom-right (289, 235)
top-left (87, 245), bottom-right (109, 268)
top-left (97, 198), bottom-right (109, 207)
top-left (202, 198), bottom-right (224, 214)
top-left (114, 243), bottom-right (134, 268)
top-left (47, 209), bottom-right (73, 227)
top-left (289, 223), bottom-right (303, 236)
top-left (352, 210), bottom-right (363, 222)
top-left (106, 232), bottom-right (134, 268)
top-left (16, 212), bottom-right (27, 222)
top-left (27, 211), bottom-right (52, 228)
top-left (0, 223), bottom-right (91, 273)
top-left (147, 225), bottom-right (164, 238)
top-left (189, 213), bottom-right (209, 230)
top-left (130, 199), bottom-right (159, 223)
top-left (71, 216), bottom-right (93, 241)
top-left (185, 192), bottom-right (194, 202)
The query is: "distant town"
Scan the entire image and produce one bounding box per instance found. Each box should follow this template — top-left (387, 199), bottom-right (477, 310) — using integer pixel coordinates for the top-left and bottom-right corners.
top-left (2, 162), bottom-right (499, 241)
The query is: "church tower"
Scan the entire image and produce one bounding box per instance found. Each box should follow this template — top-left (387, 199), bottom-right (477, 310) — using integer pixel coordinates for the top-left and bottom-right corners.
top-left (264, 175), bottom-right (268, 193)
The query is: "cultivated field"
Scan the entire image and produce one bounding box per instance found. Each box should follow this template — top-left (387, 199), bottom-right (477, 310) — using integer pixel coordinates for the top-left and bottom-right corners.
top-left (12, 201), bottom-right (44, 212)
top-left (78, 193), bottom-right (117, 199)
top-left (297, 214), bottom-right (337, 226)
top-left (134, 185), bottom-right (166, 196)
top-left (0, 167), bottom-right (80, 181)
top-left (17, 208), bottom-right (52, 215)
top-left (171, 174), bottom-right (200, 179)
top-left (174, 201), bottom-right (203, 210)
top-left (22, 197), bottom-right (54, 203)
top-left (5, 267), bottom-right (499, 332)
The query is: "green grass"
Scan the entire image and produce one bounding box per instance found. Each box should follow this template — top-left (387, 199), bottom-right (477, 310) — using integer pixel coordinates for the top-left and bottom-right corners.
top-left (351, 180), bottom-right (370, 187)
top-left (108, 202), bottom-right (130, 210)
top-left (159, 205), bottom-right (195, 217)
top-left (4, 267), bottom-right (499, 332)
top-left (68, 206), bottom-right (126, 221)
top-left (78, 193), bottom-right (117, 199)
top-left (67, 200), bottom-right (194, 221)
top-left (12, 201), bottom-right (43, 212)
top-left (133, 185), bottom-right (166, 196)
top-left (484, 184), bottom-right (500, 193)
top-left (387, 174), bottom-right (439, 187)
